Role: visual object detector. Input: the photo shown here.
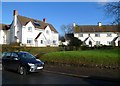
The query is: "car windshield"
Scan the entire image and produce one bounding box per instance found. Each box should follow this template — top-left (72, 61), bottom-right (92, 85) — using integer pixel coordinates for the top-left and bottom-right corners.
top-left (19, 52), bottom-right (35, 59)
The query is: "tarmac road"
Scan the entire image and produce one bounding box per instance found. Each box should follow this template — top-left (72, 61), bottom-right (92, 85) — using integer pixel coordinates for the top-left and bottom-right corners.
top-left (1, 70), bottom-right (120, 85)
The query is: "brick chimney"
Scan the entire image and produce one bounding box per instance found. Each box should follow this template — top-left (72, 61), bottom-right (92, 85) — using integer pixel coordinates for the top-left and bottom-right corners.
top-left (13, 10), bottom-right (18, 16)
top-left (43, 18), bottom-right (46, 23)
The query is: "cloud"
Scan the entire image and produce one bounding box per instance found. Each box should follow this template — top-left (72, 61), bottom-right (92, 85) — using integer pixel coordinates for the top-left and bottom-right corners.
top-left (97, 0), bottom-right (119, 2)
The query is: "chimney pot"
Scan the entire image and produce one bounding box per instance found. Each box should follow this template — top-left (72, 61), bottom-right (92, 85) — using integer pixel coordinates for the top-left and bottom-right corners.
top-left (43, 18), bottom-right (46, 23)
top-left (13, 10), bottom-right (18, 16)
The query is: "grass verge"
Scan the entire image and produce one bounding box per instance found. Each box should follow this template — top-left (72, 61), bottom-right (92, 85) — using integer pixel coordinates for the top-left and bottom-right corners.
top-left (41, 48), bottom-right (120, 67)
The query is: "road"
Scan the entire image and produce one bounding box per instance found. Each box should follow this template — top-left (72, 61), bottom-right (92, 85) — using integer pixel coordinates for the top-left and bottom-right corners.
top-left (1, 70), bottom-right (120, 85)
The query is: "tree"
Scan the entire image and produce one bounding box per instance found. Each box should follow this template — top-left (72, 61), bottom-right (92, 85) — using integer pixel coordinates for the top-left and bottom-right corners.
top-left (61, 24), bottom-right (74, 35)
top-left (104, 2), bottom-right (120, 25)
top-left (69, 37), bottom-right (83, 50)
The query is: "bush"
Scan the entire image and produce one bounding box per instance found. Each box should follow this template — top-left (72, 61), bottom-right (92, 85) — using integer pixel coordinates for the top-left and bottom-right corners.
top-left (80, 45), bottom-right (89, 50)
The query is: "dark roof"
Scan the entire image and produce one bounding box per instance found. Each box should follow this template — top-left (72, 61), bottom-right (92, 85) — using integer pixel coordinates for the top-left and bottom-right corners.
top-left (0, 24), bottom-right (10, 30)
top-left (17, 15), bottom-right (58, 33)
top-left (74, 25), bottom-right (119, 33)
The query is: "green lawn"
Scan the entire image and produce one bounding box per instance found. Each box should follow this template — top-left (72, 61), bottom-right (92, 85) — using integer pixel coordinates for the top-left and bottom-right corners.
top-left (40, 48), bottom-right (120, 66)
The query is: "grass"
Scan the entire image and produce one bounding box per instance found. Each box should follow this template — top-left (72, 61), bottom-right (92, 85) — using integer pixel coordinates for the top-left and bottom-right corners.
top-left (40, 48), bottom-right (120, 66)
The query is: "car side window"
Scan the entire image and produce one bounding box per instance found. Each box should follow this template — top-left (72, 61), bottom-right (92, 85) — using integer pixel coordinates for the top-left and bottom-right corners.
top-left (11, 53), bottom-right (18, 58)
top-left (2, 52), bottom-right (7, 57)
top-left (4, 52), bottom-right (11, 58)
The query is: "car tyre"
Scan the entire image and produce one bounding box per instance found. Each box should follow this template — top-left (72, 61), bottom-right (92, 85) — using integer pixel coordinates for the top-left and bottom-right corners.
top-left (18, 66), bottom-right (27, 75)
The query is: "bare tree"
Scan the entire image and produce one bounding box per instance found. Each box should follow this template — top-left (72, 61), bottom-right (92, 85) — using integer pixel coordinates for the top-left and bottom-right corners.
top-left (61, 24), bottom-right (74, 35)
top-left (104, 2), bottom-right (120, 25)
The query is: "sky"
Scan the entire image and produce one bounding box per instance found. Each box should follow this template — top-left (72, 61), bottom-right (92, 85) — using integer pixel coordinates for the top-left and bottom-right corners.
top-left (1, 2), bottom-right (114, 35)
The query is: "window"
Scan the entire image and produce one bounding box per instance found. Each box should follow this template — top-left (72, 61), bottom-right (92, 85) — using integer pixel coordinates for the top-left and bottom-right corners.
top-left (28, 27), bottom-right (32, 31)
top-left (107, 41), bottom-right (111, 45)
top-left (95, 33), bottom-right (100, 37)
top-left (53, 40), bottom-right (56, 44)
top-left (21, 53), bottom-right (35, 59)
top-left (3, 52), bottom-right (11, 58)
top-left (34, 21), bottom-right (40, 26)
top-left (88, 34), bottom-right (90, 36)
top-left (96, 41), bottom-right (100, 45)
top-left (41, 40), bottom-right (43, 44)
top-left (79, 33), bottom-right (83, 37)
top-left (107, 33), bottom-right (112, 37)
top-left (46, 30), bottom-right (49, 34)
top-left (11, 53), bottom-right (18, 58)
top-left (27, 38), bottom-right (32, 44)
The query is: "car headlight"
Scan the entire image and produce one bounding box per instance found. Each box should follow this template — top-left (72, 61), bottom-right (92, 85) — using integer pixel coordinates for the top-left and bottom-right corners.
top-left (28, 63), bottom-right (35, 66)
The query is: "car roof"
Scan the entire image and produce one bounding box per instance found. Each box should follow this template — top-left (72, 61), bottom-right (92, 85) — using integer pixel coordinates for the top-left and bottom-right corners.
top-left (2, 51), bottom-right (29, 54)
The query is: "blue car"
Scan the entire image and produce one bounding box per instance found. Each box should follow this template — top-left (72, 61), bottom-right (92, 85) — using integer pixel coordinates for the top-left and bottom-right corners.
top-left (2, 52), bottom-right (44, 75)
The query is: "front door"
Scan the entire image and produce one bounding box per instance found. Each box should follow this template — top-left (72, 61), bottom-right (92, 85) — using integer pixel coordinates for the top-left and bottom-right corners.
top-left (35, 40), bottom-right (38, 47)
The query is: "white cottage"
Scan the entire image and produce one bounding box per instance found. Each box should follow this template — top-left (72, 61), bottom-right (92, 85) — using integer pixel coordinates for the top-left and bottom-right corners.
top-left (0, 24), bottom-right (10, 44)
top-left (74, 23), bottom-right (120, 46)
top-left (8, 10), bottom-right (59, 47)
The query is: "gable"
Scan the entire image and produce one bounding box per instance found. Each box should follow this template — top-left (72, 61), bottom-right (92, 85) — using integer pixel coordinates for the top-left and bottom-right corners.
top-left (84, 36), bottom-right (95, 42)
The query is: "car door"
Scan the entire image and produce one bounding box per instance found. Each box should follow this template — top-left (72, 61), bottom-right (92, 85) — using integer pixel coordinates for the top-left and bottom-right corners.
top-left (2, 52), bottom-right (12, 69)
top-left (10, 52), bottom-right (20, 70)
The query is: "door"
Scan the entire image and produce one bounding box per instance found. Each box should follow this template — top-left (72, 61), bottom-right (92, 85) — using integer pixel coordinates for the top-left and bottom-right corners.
top-left (35, 40), bottom-right (38, 47)
top-left (10, 52), bottom-right (20, 70)
top-left (2, 52), bottom-right (12, 69)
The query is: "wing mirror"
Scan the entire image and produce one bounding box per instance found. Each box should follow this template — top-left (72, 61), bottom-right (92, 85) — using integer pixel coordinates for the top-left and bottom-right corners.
top-left (13, 57), bottom-right (19, 60)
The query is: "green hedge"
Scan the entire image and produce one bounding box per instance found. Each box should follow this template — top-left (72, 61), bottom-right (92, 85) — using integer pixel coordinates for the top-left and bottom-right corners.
top-left (2, 45), bottom-right (60, 57)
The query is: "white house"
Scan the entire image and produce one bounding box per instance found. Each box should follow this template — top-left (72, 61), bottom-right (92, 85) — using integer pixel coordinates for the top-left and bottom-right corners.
top-left (73, 22), bottom-right (120, 47)
top-left (1, 10), bottom-right (59, 47)
top-left (0, 24), bottom-right (10, 44)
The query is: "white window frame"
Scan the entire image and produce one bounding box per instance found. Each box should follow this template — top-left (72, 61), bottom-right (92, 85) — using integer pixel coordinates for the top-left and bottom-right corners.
top-left (28, 27), bottom-right (32, 32)
top-left (79, 33), bottom-right (83, 37)
top-left (107, 33), bottom-right (112, 37)
top-left (46, 30), bottom-right (49, 34)
top-left (95, 33), bottom-right (100, 37)
top-left (40, 40), bottom-right (43, 44)
top-left (53, 40), bottom-right (56, 45)
top-left (96, 41), bottom-right (100, 45)
top-left (27, 38), bottom-right (33, 44)
top-left (107, 41), bottom-right (111, 45)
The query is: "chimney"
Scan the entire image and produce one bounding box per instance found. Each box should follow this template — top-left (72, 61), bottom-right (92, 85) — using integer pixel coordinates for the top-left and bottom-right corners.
top-left (73, 23), bottom-right (76, 27)
top-left (43, 18), bottom-right (46, 23)
top-left (13, 10), bottom-right (18, 16)
top-left (98, 22), bottom-right (102, 26)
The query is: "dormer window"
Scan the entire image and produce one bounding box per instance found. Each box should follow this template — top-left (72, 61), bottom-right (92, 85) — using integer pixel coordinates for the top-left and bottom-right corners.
top-left (107, 33), bottom-right (112, 37)
top-left (95, 33), bottom-right (100, 37)
top-left (28, 27), bottom-right (32, 32)
top-left (34, 20), bottom-right (40, 26)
